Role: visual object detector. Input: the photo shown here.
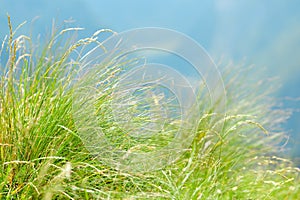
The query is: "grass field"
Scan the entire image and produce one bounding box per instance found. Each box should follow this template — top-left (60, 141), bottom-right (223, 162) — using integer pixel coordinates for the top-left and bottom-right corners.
top-left (0, 17), bottom-right (299, 199)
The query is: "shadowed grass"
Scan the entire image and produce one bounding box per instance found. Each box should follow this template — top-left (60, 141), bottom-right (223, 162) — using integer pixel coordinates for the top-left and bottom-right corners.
top-left (0, 17), bottom-right (299, 199)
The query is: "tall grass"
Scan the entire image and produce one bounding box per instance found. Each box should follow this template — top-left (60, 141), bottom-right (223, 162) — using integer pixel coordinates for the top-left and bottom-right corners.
top-left (0, 17), bottom-right (299, 199)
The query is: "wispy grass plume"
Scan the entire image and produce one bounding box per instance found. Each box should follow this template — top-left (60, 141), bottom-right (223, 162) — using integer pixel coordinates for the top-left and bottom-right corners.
top-left (0, 17), bottom-right (299, 199)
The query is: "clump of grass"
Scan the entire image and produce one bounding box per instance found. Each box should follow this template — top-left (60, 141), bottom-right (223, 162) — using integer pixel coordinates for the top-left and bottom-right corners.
top-left (0, 16), bottom-right (299, 199)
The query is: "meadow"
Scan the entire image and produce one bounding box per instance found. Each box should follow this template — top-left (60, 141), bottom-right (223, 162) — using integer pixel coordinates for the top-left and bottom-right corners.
top-left (0, 17), bottom-right (299, 199)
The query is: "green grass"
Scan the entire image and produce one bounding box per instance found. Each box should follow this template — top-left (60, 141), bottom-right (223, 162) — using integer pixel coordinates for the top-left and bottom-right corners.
top-left (0, 17), bottom-right (299, 199)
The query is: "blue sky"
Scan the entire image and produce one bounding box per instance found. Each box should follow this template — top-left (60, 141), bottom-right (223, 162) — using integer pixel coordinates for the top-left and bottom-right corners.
top-left (1, 1), bottom-right (299, 79)
top-left (0, 0), bottom-right (299, 157)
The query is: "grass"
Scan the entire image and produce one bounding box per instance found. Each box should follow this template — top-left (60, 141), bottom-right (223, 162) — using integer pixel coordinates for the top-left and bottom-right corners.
top-left (0, 17), bottom-right (299, 199)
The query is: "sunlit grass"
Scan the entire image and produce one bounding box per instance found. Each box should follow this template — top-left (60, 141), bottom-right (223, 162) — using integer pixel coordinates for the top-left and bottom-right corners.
top-left (0, 17), bottom-right (299, 199)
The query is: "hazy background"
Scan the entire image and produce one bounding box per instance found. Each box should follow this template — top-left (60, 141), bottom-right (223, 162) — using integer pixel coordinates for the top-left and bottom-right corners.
top-left (0, 0), bottom-right (299, 159)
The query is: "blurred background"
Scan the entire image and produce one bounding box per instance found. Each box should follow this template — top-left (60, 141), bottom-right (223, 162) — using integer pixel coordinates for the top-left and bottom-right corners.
top-left (0, 0), bottom-right (299, 160)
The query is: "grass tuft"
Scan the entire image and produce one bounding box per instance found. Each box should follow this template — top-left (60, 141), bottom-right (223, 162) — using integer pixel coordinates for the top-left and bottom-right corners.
top-left (0, 17), bottom-right (299, 199)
